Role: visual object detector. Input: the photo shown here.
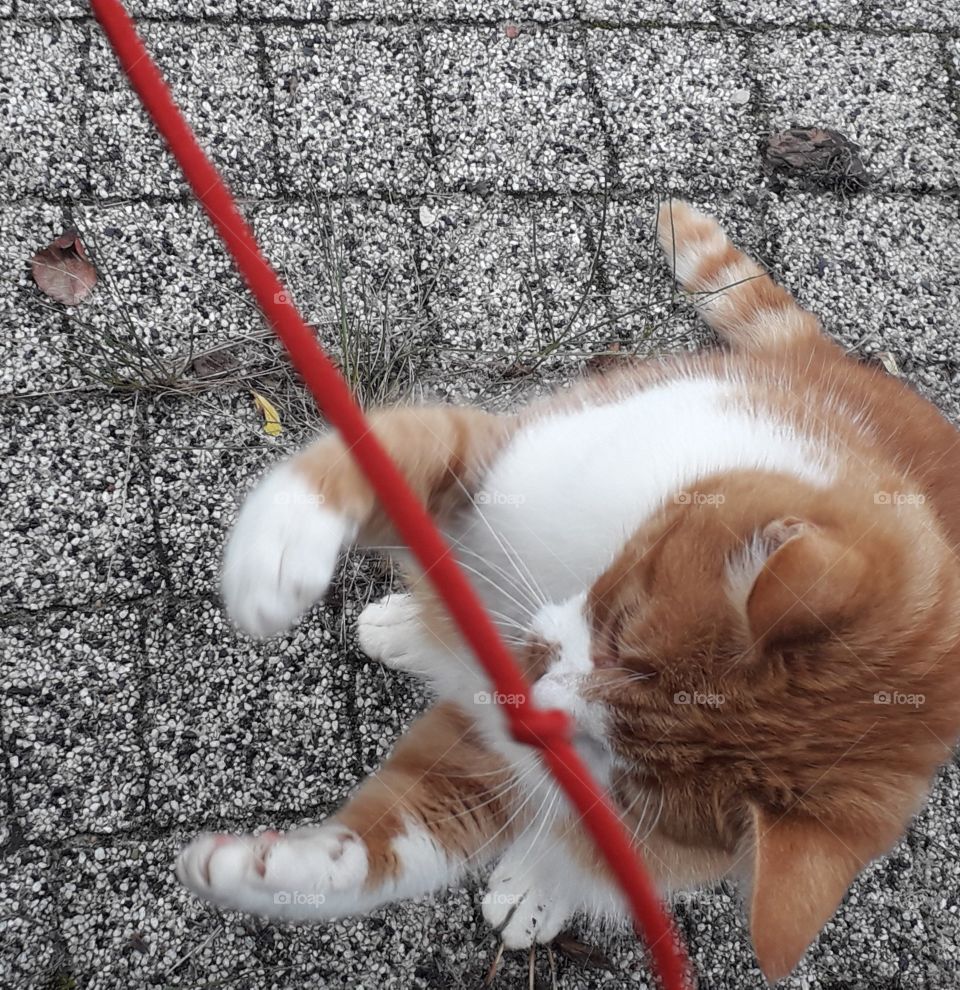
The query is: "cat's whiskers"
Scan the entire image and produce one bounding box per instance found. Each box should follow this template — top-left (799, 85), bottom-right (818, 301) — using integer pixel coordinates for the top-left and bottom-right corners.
top-left (446, 538), bottom-right (542, 621)
top-left (467, 759), bottom-right (550, 866)
top-left (513, 781), bottom-right (563, 871)
top-left (459, 533), bottom-right (546, 617)
top-left (596, 669), bottom-right (659, 689)
top-left (632, 787), bottom-right (665, 846)
top-left (442, 556), bottom-right (540, 625)
top-left (448, 473), bottom-right (549, 612)
top-left (426, 763), bottom-right (537, 828)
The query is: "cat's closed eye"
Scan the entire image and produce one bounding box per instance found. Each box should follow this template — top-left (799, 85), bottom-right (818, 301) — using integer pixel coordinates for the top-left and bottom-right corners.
top-left (590, 614), bottom-right (623, 669)
top-left (592, 615), bottom-right (659, 680)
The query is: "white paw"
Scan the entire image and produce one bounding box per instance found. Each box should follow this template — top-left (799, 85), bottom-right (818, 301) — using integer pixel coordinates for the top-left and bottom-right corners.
top-left (357, 593), bottom-right (422, 668)
top-left (176, 825), bottom-right (368, 920)
top-left (482, 864), bottom-right (570, 949)
top-left (222, 463), bottom-right (355, 637)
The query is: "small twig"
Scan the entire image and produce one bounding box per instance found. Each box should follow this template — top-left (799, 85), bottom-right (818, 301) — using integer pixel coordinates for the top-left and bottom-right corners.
top-left (482, 941), bottom-right (505, 988)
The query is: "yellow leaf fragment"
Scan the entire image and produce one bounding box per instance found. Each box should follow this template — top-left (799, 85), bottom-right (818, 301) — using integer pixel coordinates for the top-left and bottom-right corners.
top-left (251, 391), bottom-right (282, 436)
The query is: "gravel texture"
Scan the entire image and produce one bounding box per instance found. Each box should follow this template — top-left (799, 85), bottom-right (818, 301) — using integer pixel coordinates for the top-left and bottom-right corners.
top-left (270, 24), bottom-right (428, 197)
top-left (589, 28), bottom-right (757, 193)
top-left (3, 3), bottom-right (960, 990)
top-left (425, 26), bottom-right (605, 193)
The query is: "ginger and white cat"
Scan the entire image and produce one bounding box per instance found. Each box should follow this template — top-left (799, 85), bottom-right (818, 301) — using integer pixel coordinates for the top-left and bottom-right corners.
top-left (176, 202), bottom-right (960, 982)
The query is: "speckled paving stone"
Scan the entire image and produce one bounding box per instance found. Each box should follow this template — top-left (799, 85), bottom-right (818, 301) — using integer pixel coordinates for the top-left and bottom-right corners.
top-left (123, 0), bottom-right (240, 15)
top-left (72, 201), bottom-right (253, 376)
top-left (270, 25), bottom-right (428, 197)
top-left (245, 891), bottom-right (488, 989)
top-left (349, 643), bottom-right (428, 776)
top-left (143, 392), bottom-right (307, 601)
top-left (756, 32), bottom-right (959, 192)
top-left (143, 598), bottom-right (365, 825)
top-left (415, 195), bottom-right (608, 384)
top-left (0, 23), bottom-right (87, 199)
top-left (583, 0), bottom-right (717, 23)
top-left (16, 0), bottom-right (86, 15)
top-left (0, 203), bottom-right (88, 397)
top-left (671, 886), bottom-right (764, 988)
top-left (243, 0), bottom-right (328, 16)
top-left (86, 24), bottom-right (275, 199)
top-left (59, 842), bottom-right (483, 990)
top-left (0, 397), bottom-right (157, 611)
top-left (2, 608), bottom-right (148, 841)
top-left (19, 0), bottom-right (240, 13)
top-left (722, 0), bottom-right (960, 28)
top-left (421, 0), bottom-right (577, 19)
top-left (865, 2), bottom-right (960, 30)
top-left (425, 27), bottom-right (604, 194)
top-left (765, 193), bottom-right (960, 415)
top-left (58, 835), bottom-right (269, 990)
top-left (589, 29), bottom-right (756, 193)
top-left (330, 0), bottom-right (415, 17)
top-left (716, 0), bottom-right (864, 26)
top-left (0, 844), bottom-right (62, 990)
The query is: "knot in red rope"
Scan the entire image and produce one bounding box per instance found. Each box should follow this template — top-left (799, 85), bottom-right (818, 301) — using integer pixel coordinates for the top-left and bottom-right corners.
top-left (506, 705), bottom-right (571, 748)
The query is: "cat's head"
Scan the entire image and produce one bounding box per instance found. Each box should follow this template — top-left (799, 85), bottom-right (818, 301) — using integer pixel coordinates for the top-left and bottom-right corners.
top-left (524, 468), bottom-right (960, 980)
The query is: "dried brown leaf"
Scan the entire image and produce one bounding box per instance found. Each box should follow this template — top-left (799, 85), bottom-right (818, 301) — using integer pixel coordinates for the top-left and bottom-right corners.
top-left (127, 931), bottom-right (149, 954)
top-left (188, 346), bottom-right (241, 379)
top-left (31, 229), bottom-right (97, 306)
top-left (552, 932), bottom-right (615, 971)
top-left (761, 127), bottom-right (870, 192)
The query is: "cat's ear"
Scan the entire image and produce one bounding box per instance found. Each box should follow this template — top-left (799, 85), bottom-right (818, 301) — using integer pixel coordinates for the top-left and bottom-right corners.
top-left (746, 807), bottom-right (878, 982)
top-left (744, 518), bottom-right (867, 648)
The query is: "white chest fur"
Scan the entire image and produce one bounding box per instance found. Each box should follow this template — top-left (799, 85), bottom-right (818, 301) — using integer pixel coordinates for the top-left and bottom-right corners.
top-left (449, 375), bottom-right (832, 622)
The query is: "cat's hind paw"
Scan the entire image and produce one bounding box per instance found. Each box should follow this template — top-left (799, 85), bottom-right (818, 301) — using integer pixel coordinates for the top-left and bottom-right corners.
top-left (222, 463), bottom-right (355, 637)
top-left (482, 867), bottom-right (570, 949)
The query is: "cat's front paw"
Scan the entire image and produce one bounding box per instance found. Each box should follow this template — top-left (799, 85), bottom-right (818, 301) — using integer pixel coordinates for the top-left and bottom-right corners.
top-left (222, 463), bottom-right (355, 637)
top-left (176, 825), bottom-right (368, 919)
top-left (482, 864), bottom-right (570, 949)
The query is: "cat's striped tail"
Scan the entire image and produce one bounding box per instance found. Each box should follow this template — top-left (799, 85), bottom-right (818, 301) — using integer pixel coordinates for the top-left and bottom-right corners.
top-left (657, 200), bottom-right (822, 351)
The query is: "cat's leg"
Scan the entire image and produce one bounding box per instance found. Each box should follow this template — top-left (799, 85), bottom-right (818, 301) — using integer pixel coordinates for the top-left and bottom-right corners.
top-left (176, 703), bottom-right (522, 920)
top-left (223, 406), bottom-right (512, 637)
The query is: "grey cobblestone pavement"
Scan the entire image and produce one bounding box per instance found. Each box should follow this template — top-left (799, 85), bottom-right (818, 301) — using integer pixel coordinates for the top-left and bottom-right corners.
top-left (2, 2), bottom-right (960, 988)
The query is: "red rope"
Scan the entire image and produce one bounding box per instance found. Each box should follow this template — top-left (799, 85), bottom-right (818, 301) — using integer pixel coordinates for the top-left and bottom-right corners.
top-left (88, 4), bottom-right (691, 987)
